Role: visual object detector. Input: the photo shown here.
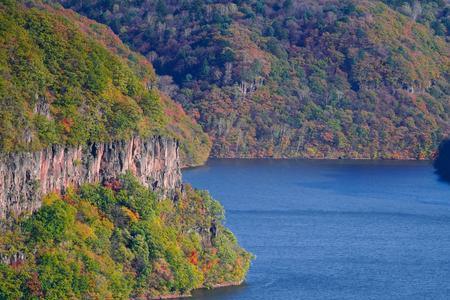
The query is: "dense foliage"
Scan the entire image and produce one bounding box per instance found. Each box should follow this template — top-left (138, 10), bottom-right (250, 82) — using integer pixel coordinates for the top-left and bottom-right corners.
top-left (62, 0), bottom-right (450, 159)
top-left (434, 139), bottom-right (450, 182)
top-left (382, 0), bottom-right (450, 37)
top-left (0, 1), bottom-right (210, 166)
top-left (0, 174), bottom-right (251, 299)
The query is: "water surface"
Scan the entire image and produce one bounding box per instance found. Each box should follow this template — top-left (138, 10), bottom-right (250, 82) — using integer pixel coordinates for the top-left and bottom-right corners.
top-left (183, 160), bottom-right (450, 300)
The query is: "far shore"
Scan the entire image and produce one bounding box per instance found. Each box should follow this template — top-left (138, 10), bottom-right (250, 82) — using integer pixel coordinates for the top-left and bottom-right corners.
top-left (182, 156), bottom-right (433, 170)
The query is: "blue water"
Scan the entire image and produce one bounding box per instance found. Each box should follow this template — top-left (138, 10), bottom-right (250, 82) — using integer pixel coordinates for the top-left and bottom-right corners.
top-left (183, 159), bottom-right (450, 300)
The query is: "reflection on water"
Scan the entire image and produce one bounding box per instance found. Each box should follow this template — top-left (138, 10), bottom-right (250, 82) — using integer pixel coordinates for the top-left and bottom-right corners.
top-left (191, 283), bottom-right (248, 299)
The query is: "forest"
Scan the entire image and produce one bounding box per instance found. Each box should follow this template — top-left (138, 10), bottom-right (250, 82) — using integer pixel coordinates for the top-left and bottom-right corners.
top-left (0, 173), bottom-right (251, 299)
top-left (60, 0), bottom-right (450, 159)
top-left (0, 0), bottom-right (210, 166)
top-left (0, 3), bottom-right (252, 299)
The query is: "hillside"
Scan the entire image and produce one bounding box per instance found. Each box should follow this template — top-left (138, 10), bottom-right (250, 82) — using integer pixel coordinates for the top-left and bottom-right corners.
top-left (0, 2), bottom-right (250, 299)
top-left (62, 0), bottom-right (450, 159)
top-left (0, 175), bottom-right (251, 299)
top-left (0, 0), bottom-right (210, 166)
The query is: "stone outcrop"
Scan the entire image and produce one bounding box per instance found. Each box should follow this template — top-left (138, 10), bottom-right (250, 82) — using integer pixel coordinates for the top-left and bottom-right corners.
top-left (0, 136), bottom-right (181, 219)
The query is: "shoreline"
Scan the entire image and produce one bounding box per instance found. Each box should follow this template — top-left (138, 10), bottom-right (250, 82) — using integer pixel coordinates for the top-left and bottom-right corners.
top-left (149, 280), bottom-right (244, 300)
top-left (204, 156), bottom-right (431, 161)
top-left (182, 157), bottom-right (433, 171)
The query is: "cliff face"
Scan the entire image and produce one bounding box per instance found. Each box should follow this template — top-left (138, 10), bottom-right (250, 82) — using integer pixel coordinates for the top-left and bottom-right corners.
top-left (0, 136), bottom-right (181, 219)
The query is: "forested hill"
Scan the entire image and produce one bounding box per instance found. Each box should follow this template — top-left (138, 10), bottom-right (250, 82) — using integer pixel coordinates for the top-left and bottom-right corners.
top-left (60, 0), bottom-right (449, 159)
top-left (0, 3), bottom-right (251, 298)
top-left (0, 0), bottom-right (210, 166)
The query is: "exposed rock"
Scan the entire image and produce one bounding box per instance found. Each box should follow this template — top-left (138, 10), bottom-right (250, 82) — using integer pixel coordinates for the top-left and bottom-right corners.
top-left (0, 136), bottom-right (181, 219)
top-left (33, 96), bottom-right (51, 119)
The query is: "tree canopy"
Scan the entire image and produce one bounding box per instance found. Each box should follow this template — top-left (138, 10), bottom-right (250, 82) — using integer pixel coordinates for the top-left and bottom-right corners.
top-left (60, 0), bottom-right (449, 159)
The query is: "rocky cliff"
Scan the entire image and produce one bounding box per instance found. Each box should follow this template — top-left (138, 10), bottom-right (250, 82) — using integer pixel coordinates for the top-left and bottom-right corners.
top-left (0, 136), bottom-right (181, 219)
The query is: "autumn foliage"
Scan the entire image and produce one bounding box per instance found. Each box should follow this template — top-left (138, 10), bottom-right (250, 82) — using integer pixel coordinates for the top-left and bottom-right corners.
top-left (0, 1), bottom-right (210, 166)
top-left (62, 0), bottom-right (449, 159)
top-left (0, 174), bottom-right (251, 299)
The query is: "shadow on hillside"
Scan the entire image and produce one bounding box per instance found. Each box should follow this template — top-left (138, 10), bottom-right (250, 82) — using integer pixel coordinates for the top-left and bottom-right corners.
top-left (434, 139), bottom-right (450, 184)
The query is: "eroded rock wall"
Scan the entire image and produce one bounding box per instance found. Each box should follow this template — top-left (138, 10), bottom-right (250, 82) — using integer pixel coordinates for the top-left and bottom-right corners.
top-left (0, 136), bottom-right (181, 219)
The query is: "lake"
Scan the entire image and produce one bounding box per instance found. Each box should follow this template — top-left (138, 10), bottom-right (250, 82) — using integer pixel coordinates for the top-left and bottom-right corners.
top-left (183, 159), bottom-right (450, 300)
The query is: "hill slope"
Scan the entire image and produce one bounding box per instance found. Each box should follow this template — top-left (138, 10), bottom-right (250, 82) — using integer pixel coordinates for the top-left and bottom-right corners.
top-left (0, 3), bottom-right (250, 299)
top-left (0, 175), bottom-right (251, 299)
top-left (0, 0), bottom-right (210, 166)
top-left (61, 0), bottom-right (450, 159)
